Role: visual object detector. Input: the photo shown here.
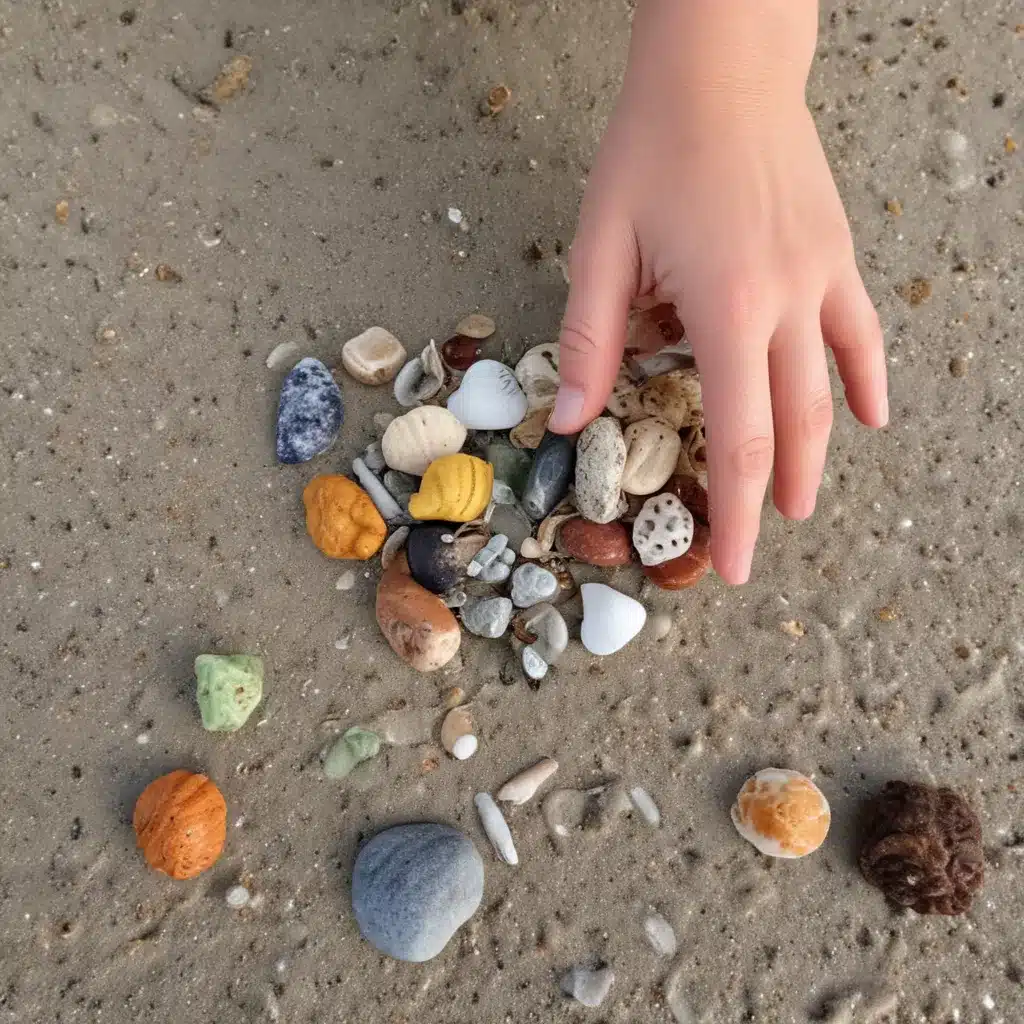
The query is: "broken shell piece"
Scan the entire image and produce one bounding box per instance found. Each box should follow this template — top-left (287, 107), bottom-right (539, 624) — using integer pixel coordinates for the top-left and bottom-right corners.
top-left (561, 966), bottom-right (615, 1008)
top-left (380, 525), bottom-right (410, 569)
top-left (353, 458), bottom-right (406, 525)
top-left (393, 340), bottom-right (446, 407)
top-left (467, 534), bottom-right (509, 578)
top-left (441, 706), bottom-right (478, 760)
top-left (474, 792), bottom-right (518, 866)
top-left (514, 343), bottom-right (561, 412)
top-left (536, 507), bottom-right (579, 553)
top-left (497, 758), bottom-right (559, 804)
top-left (621, 418), bottom-right (682, 495)
top-left (632, 494), bottom-right (694, 567)
top-left (731, 768), bottom-right (831, 858)
top-left (675, 425), bottom-right (708, 481)
top-left (456, 313), bottom-right (496, 339)
top-left (629, 786), bottom-right (661, 827)
top-left (340, 326), bottom-right (407, 385)
top-left (510, 406), bottom-right (552, 449)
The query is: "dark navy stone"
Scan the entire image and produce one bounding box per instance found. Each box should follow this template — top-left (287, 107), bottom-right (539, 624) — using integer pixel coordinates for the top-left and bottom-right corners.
top-left (522, 431), bottom-right (577, 520)
top-left (275, 357), bottom-right (343, 464)
top-left (352, 823), bottom-right (484, 962)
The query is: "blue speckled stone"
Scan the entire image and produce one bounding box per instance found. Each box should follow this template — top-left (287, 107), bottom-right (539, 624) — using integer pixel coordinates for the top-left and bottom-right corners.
top-left (522, 431), bottom-right (576, 520)
top-left (275, 357), bottom-right (343, 464)
top-left (352, 823), bottom-right (484, 963)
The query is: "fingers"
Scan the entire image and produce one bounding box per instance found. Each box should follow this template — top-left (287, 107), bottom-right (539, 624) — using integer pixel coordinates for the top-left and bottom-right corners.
top-left (768, 319), bottom-right (834, 520)
top-left (694, 324), bottom-right (775, 585)
top-left (820, 266), bottom-right (888, 428)
top-left (548, 212), bottom-right (639, 434)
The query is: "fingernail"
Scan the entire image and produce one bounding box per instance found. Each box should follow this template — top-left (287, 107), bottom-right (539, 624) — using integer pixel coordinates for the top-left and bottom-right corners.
top-left (547, 385), bottom-right (585, 433)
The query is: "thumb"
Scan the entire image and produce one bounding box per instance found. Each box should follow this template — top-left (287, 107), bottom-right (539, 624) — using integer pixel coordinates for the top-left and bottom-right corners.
top-left (547, 212), bottom-right (638, 434)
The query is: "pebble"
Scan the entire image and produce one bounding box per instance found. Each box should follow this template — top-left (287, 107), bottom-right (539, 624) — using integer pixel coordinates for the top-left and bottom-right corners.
top-left (649, 612), bottom-right (673, 640)
top-left (520, 537), bottom-right (545, 560)
top-left (350, 460), bottom-right (404, 527)
top-left (474, 793), bottom-right (518, 866)
top-left (382, 406), bottom-right (467, 476)
top-left (644, 912), bottom-right (677, 956)
top-left (265, 341), bottom-right (301, 370)
top-left (441, 335), bottom-right (484, 371)
top-left (516, 603), bottom-right (568, 680)
top-left (486, 441), bottom-right (532, 498)
top-left (522, 431), bottom-right (576, 520)
top-left (643, 522), bottom-right (711, 590)
top-left (394, 340), bottom-right (446, 407)
top-left (443, 588), bottom-right (467, 608)
top-left (195, 654), bottom-right (264, 733)
top-left (340, 326), bottom-right (407, 385)
top-left (323, 727), bottom-right (381, 779)
top-left (376, 557), bottom-right (462, 672)
top-left (351, 823), bottom-right (484, 962)
top-left (510, 406), bottom-right (552, 449)
top-left (226, 885), bottom-right (251, 909)
top-left (559, 518), bottom-right (632, 567)
top-left (467, 534), bottom-right (509, 577)
top-left (630, 786), bottom-right (661, 827)
top-left (575, 418), bottom-right (626, 524)
top-left (380, 525), bottom-right (409, 570)
top-left (480, 559), bottom-right (512, 584)
top-left (460, 596), bottom-right (514, 638)
top-left (510, 563), bottom-right (558, 608)
top-left (456, 312), bottom-right (496, 339)
top-left (441, 706), bottom-right (478, 760)
top-left (731, 767), bottom-right (831, 858)
top-left (514, 343), bottom-right (561, 411)
top-left (491, 479), bottom-right (517, 505)
top-left (639, 369), bottom-right (702, 430)
top-left (560, 966), bottom-right (615, 1008)
top-left (621, 418), bottom-right (682, 495)
top-left (275, 358), bottom-right (344, 464)
top-left (633, 494), bottom-right (694, 566)
top-left (406, 525), bottom-right (487, 595)
top-left (487, 504), bottom-right (533, 551)
top-left (408, 454), bottom-right (493, 522)
top-left (383, 470), bottom-right (419, 511)
top-left (497, 758), bottom-right (558, 804)
top-left (362, 441), bottom-right (387, 474)
top-left (447, 360), bottom-right (528, 430)
top-left (580, 583), bottom-right (647, 655)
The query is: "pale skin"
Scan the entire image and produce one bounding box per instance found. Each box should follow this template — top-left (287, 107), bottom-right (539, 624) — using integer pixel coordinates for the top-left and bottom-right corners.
top-left (547, 0), bottom-right (889, 584)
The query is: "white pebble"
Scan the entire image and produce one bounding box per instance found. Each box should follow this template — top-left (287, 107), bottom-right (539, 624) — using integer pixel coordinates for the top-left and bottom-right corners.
top-left (649, 613), bottom-right (673, 640)
top-left (474, 792), bottom-right (518, 865)
top-left (630, 786), bottom-right (661, 827)
top-left (225, 885), bottom-right (251, 909)
top-left (452, 734), bottom-right (478, 760)
top-left (496, 758), bottom-right (559, 805)
top-left (560, 966), bottom-right (614, 1008)
top-left (265, 341), bottom-right (301, 370)
top-left (643, 912), bottom-right (677, 956)
top-left (447, 207), bottom-right (463, 225)
top-left (335, 570), bottom-right (357, 591)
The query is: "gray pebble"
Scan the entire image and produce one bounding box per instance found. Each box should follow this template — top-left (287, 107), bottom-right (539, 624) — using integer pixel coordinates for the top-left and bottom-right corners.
top-left (351, 823), bottom-right (484, 963)
top-left (511, 563), bottom-right (558, 608)
top-left (522, 431), bottom-right (576, 520)
top-left (363, 441), bottom-right (387, 474)
top-left (479, 560), bottom-right (512, 584)
top-left (575, 418), bottom-right (626, 523)
top-left (560, 966), bottom-right (615, 1008)
top-left (460, 596), bottom-right (514, 639)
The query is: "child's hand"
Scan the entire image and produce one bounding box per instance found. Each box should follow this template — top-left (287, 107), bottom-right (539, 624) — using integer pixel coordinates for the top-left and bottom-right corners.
top-left (548, 0), bottom-right (888, 585)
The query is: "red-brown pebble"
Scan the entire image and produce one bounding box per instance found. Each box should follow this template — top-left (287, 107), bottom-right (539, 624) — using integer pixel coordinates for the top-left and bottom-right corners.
top-left (642, 522), bottom-right (711, 590)
top-left (665, 474), bottom-right (709, 525)
top-left (441, 335), bottom-right (484, 372)
top-left (559, 519), bottom-right (632, 567)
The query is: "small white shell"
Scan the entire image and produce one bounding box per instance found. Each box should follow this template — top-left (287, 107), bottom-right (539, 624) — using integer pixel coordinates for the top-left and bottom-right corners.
top-left (474, 792), bottom-right (519, 865)
top-left (629, 786), bottom-right (661, 827)
top-left (496, 757), bottom-right (558, 805)
top-left (441, 705), bottom-right (476, 759)
top-left (447, 360), bottom-right (528, 430)
top-left (393, 340), bottom-right (446, 407)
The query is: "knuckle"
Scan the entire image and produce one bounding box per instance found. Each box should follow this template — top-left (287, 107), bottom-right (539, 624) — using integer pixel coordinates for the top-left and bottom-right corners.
top-left (559, 322), bottom-right (602, 360)
top-left (803, 389), bottom-right (834, 435)
top-left (731, 434), bottom-right (775, 480)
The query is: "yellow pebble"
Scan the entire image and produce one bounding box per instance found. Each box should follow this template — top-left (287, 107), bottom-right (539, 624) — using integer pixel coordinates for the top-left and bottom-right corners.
top-left (303, 475), bottom-right (387, 559)
top-left (408, 454), bottom-right (493, 522)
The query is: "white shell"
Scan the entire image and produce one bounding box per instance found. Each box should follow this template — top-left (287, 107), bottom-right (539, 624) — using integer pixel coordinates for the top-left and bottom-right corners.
top-left (394, 340), bottom-right (446, 407)
top-left (632, 494), bottom-right (694, 566)
top-left (621, 418), bottom-right (682, 495)
top-left (340, 326), bottom-right (407, 385)
top-left (447, 360), bottom-right (528, 430)
top-left (496, 757), bottom-right (559, 805)
top-left (579, 583), bottom-right (646, 655)
top-left (629, 785), bottom-right (661, 827)
top-left (643, 912), bottom-right (677, 957)
top-left (474, 792), bottom-right (518, 865)
top-left (380, 525), bottom-right (410, 569)
top-left (514, 343), bottom-right (560, 411)
top-left (381, 407), bottom-right (467, 476)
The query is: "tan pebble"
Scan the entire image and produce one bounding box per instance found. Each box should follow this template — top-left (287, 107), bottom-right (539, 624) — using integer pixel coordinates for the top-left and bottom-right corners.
top-left (520, 537), bottom-right (544, 560)
top-left (877, 605), bottom-right (900, 622)
top-left (441, 705), bottom-right (477, 759)
top-left (496, 758), bottom-right (559, 805)
top-left (897, 278), bottom-right (932, 307)
top-left (442, 686), bottom-right (465, 710)
top-left (155, 264), bottom-right (182, 283)
top-left (885, 198), bottom-right (903, 216)
top-left (340, 326), bottom-right (407, 386)
top-left (55, 200), bottom-right (70, 225)
top-left (456, 313), bottom-right (495, 339)
top-left (510, 406), bottom-right (551, 449)
top-left (205, 55), bottom-right (252, 104)
top-left (780, 620), bottom-right (806, 638)
top-left (621, 418), bottom-right (682, 495)
top-left (485, 84), bottom-right (511, 116)
top-left (382, 406), bottom-right (467, 475)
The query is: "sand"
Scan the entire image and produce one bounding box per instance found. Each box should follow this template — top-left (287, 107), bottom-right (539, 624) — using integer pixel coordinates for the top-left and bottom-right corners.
top-left (1, 1), bottom-right (1022, 1021)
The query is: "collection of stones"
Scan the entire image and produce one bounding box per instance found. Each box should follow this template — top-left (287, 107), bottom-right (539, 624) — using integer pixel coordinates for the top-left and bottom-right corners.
top-left (129, 310), bottom-right (985, 998)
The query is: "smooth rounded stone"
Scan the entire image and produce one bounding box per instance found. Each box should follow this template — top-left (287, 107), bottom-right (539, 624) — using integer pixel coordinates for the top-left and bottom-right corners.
top-left (375, 557), bottom-right (462, 672)
top-left (621, 418), bottom-right (682, 495)
top-left (643, 522), bottom-right (711, 590)
top-left (633, 494), bottom-right (694, 566)
top-left (323, 727), bottom-right (381, 779)
top-left (491, 479), bottom-right (517, 506)
top-left (575, 418), bottom-right (626, 524)
top-left (644, 912), bottom-right (677, 957)
top-left (630, 786), bottom-right (661, 827)
top-left (510, 563), bottom-right (558, 608)
top-left (380, 525), bottom-right (410, 570)
top-left (406, 525), bottom-right (487, 594)
top-left (383, 470), bottom-right (419, 512)
top-left (352, 458), bottom-right (405, 525)
top-left (460, 596), bottom-right (513, 639)
top-left (479, 559), bottom-right (512, 584)
top-left (266, 341), bottom-right (302, 370)
top-left (443, 588), bottom-right (467, 609)
top-left (488, 503), bottom-right (534, 551)
top-left (474, 793), bottom-right (518, 866)
top-left (467, 534), bottom-right (509, 577)
top-left (486, 441), bottom-right (532, 498)
top-left (394, 341), bottom-right (446, 407)
top-left (340, 326), bottom-right (406, 385)
top-left (510, 406), bottom-right (552, 449)
top-left (560, 966), bottom-right (615, 1008)
top-left (514, 343), bottom-right (560, 411)
top-left (497, 758), bottom-right (559, 804)
top-left (499, 547), bottom-right (516, 565)
top-left (275, 358), bottom-right (344, 463)
top-left (382, 406), bottom-right (467, 476)
top-left (580, 583), bottom-right (646, 655)
top-left (520, 537), bottom-right (544, 560)
top-left (441, 706), bottom-right (477, 759)
top-left (225, 884), bottom-right (251, 909)
top-left (522, 431), bottom-right (576, 520)
top-left (362, 441), bottom-right (387, 474)
top-left (447, 360), bottom-right (528, 430)
top-left (522, 646), bottom-right (549, 681)
top-left (195, 654), bottom-right (263, 732)
top-left (559, 518), bottom-right (632, 567)
top-left (441, 335), bottom-right (484, 371)
top-left (456, 312), bottom-right (496, 339)
top-left (351, 823), bottom-right (484, 962)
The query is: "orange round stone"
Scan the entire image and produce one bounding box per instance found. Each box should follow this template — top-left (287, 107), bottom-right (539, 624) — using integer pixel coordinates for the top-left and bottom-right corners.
top-left (303, 475), bottom-right (387, 559)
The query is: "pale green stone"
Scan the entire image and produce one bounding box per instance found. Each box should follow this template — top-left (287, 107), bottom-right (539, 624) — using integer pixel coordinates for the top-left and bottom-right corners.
top-left (324, 727), bottom-right (381, 779)
top-left (195, 654), bottom-right (264, 732)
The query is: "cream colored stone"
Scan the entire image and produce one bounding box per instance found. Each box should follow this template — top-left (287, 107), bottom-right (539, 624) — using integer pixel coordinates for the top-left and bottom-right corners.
top-left (640, 368), bottom-right (702, 430)
top-left (340, 327), bottom-right (406, 385)
top-left (382, 407), bottom-right (467, 476)
top-left (621, 418), bottom-right (681, 495)
top-left (515, 343), bottom-right (560, 411)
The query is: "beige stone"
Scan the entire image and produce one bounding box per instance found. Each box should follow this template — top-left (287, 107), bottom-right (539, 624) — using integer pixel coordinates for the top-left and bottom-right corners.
top-left (621, 418), bottom-right (681, 495)
top-left (340, 326), bottom-right (406, 385)
top-left (382, 407), bottom-right (467, 476)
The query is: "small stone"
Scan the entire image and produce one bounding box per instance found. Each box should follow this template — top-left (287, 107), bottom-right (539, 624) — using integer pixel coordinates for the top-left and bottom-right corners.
top-left (522, 431), bottom-right (576, 520)
top-left (497, 758), bottom-right (559, 805)
top-left (456, 313), bottom-right (496, 339)
top-left (522, 646), bottom-right (548, 680)
top-left (154, 264), bottom-right (182, 283)
top-left (514, 343), bottom-right (561, 412)
top-left (266, 341), bottom-right (301, 370)
top-left (195, 654), bottom-right (264, 733)
top-left (633, 494), bottom-right (694, 566)
top-left (487, 503), bottom-right (534, 551)
top-left (474, 793), bottom-right (518, 865)
top-left (323, 727), bottom-right (381, 779)
top-left (460, 596), bottom-right (514, 638)
top-left (484, 85), bottom-right (511, 116)
top-left (480, 559), bottom-right (512, 583)
top-left (621, 418), bottom-right (682, 495)
top-left (55, 199), bottom-right (70, 225)
top-left (202, 55), bottom-right (253, 105)
top-left (877, 605), bottom-right (900, 622)
top-left (491, 479), bottom-right (517, 505)
top-left (644, 912), bottom-right (677, 956)
top-left (780, 620), bottom-right (806, 638)
top-left (580, 583), bottom-right (646, 655)
top-left (885, 198), bottom-right (903, 216)
top-left (630, 786), bottom-right (661, 827)
top-left (443, 588), bottom-right (467, 608)
top-left (340, 326), bottom-right (406, 385)
top-left (382, 406), bottom-right (467, 476)
top-left (897, 277), bottom-right (933, 307)
top-left (731, 768), bottom-right (831, 858)
top-left (559, 518), bottom-right (632, 567)
top-left (500, 547), bottom-right (516, 565)
top-left (276, 358), bottom-right (344, 464)
top-left (949, 355), bottom-right (969, 378)
top-left (649, 613), bottom-right (673, 640)
top-left (441, 335), bottom-right (484, 371)
top-left (441, 706), bottom-right (477, 759)
top-left (510, 563), bottom-right (558, 608)
top-left (351, 823), bottom-right (484, 962)
top-left (486, 441), bottom-right (533, 497)
top-left (642, 522), bottom-right (711, 590)
top-left (336, 570), bottom-right (357, 591)
top-left (560, 966), bottom-right (615, 1008)
top-left (575, 418), bottom-right (626, 524)
top-left (225, 884), bottom-right (251, 909)
top-left (362, 441), bottom-right (387, 474)
top-left (447, 360), bottom-right (528, 430)
top-left (407, 525), bottom-right (487, 594)
top-left (520, 538), bottom-right (544, 560)
top-left (467, 534), bottom-right (509, 577)
top-left (304, 475), bottom-right (388, 559)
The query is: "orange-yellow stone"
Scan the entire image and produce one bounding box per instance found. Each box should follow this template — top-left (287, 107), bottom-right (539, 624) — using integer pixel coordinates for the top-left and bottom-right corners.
top-left (303, 475), bottom-right (387, 559)
top-left (731, 768), bottom-right (831, 858)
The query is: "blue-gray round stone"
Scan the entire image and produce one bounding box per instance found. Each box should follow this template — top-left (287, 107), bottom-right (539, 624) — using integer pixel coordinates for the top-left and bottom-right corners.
top-left (522, 431), bottom-right (577, 520)
top-left (276, 357), bottom-right (344, 463)
top-left (351, 823), bottom-right (484, 962)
